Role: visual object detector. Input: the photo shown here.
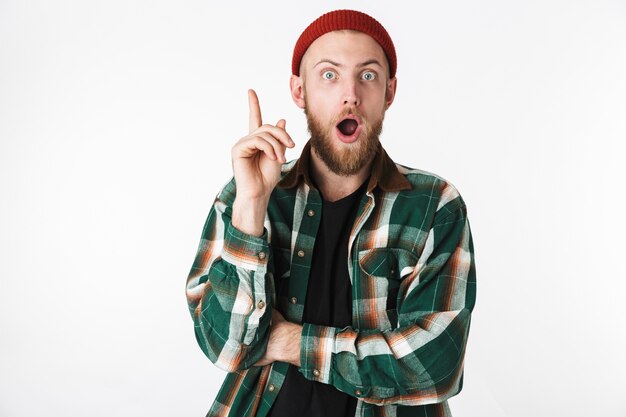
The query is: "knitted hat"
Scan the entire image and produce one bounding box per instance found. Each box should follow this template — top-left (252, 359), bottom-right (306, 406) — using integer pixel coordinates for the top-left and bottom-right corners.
top-left (292, 9), bottom-right (397, 78)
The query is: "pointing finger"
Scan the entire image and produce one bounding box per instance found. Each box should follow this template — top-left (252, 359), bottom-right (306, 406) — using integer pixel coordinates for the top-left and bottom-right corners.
top-left (248, 89), bottom-right (262, 134)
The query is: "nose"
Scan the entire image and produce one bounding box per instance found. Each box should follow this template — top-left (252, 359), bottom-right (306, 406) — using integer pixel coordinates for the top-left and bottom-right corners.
top-left (342, 79), bottom-right (360, 107)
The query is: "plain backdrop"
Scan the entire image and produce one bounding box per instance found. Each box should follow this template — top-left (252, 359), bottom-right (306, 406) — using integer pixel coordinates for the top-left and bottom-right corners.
top-left (1, 1), bottom-right (625, 416)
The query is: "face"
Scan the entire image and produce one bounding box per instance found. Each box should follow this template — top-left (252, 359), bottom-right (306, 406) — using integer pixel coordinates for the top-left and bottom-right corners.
top-left (290, 30), bottom-right (397, 176)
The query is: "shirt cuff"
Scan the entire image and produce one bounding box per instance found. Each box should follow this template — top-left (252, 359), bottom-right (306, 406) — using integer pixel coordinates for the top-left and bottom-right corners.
top-left (221, 220), bottom-right (270, 271)
top-left (298, 322), bottom-right (335, 385)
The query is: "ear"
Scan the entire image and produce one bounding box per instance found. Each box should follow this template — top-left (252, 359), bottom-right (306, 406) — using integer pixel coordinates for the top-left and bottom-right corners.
top-left (290, 74), bottom-right (306, 109)
top-left (384, 76), bottom-right (397, 109)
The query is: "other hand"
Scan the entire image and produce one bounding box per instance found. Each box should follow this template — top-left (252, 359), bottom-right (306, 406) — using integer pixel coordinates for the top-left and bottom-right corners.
top-left (254, 309), bottom-right (302, 367)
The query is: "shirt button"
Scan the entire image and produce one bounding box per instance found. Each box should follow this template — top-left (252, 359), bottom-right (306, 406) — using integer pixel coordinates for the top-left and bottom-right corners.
top-left (258, 251), bottom-right (266, 260)
top-left (390, 268), bottom-right (395, 275)
top-left (313, 369), bottom-right (320, 377)
top-left (257, 300), bottom-right (265, 309)
top-left (268, 384), bottom-right (275, 392)
top-left (290, 297), bottom-right (297, 304)
top-left (355, 390), bottom-right (362, 396)
top-left (307, 209), bottom-right (315, 217)
top-left (297, 250), bottom-right (305, 258)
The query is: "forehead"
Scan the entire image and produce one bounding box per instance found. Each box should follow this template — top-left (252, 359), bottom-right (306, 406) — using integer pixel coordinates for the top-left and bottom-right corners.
top-left (301, 30), bottom-right (387, 71)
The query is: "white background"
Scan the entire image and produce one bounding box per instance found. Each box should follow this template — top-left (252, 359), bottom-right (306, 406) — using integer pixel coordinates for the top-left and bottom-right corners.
top-left (1, 1), bottom-right (625, 416)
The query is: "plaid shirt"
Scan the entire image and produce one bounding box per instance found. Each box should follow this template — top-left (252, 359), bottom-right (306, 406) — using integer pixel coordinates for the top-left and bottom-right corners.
top-left (186, 141), bottom-right (477, 417)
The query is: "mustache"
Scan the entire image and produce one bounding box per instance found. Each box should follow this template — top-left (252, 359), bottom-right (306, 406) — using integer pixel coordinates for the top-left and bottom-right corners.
top-left (330, 108), bottom-right (373, 135)
top-left (303, 104), bottom-right (377, 135)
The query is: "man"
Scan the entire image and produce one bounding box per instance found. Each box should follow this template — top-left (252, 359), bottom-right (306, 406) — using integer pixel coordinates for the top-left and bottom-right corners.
top-left (186, 9), bottom-right (476, 417)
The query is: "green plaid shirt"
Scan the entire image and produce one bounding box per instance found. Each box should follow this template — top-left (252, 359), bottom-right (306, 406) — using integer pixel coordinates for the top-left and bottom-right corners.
top-left (186, 141), bottom-right (476, 417)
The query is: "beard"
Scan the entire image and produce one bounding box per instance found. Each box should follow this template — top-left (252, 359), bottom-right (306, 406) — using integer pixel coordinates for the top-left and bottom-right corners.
top-left (304, 101), bottom-right (384, 177)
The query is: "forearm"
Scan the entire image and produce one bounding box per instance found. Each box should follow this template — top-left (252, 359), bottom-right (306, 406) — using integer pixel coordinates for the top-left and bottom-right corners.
top-left (298, 310), bottom-right (471, 405)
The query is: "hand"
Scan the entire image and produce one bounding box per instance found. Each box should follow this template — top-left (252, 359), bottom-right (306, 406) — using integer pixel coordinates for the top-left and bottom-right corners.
top-left (231, 90), bottom-right (295, 236)
top-left (254, 309), bottom-right (302, 367)
top-left (231, 89), bottom-right (295, 202)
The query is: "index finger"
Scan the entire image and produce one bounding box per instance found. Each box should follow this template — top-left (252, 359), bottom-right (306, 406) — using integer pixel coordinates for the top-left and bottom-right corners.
top-left (248, 89), bottom-right (262, 134)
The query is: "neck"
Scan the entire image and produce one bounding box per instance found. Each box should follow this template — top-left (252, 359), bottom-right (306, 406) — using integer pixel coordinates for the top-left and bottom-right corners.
top-left (309, 148), bottom-right (373, 202)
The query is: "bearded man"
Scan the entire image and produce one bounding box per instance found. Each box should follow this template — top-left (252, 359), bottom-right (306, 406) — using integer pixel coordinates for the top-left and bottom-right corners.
top-left (186, 9), bottom-right (476, 417)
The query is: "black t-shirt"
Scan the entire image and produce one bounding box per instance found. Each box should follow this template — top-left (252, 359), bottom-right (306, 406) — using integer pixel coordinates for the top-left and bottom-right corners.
top-left (266, 180), bottom-right (368, 417)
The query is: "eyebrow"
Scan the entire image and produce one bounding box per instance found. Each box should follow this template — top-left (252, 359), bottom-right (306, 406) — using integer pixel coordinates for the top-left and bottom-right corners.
top-left (313, 59), bottom-right (384, 68)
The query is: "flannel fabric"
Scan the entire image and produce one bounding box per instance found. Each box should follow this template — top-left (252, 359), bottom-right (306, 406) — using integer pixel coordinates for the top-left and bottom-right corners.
top-left (186, 141), bottom-right (477, 417)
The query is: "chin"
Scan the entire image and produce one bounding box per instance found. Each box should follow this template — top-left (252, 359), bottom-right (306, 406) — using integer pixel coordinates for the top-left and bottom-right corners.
top-left (313, 134), bottom-right (378, 176)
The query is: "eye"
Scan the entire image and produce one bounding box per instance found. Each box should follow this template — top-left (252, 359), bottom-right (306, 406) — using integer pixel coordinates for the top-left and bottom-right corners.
top-left (322, 70), bottom-right (336, 80)
top-left (362, 71), bottom-right (376, 81)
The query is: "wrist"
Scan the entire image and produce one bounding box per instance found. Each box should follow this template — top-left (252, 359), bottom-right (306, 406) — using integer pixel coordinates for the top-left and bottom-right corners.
top-left (287, 322), bottom-right (302, 367)
top-left (232, 196), bottom-right (269, 237)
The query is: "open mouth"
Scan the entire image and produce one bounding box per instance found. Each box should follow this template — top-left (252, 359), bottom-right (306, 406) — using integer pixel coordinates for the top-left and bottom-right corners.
top-left (335, 115), bottom-right (362, 142)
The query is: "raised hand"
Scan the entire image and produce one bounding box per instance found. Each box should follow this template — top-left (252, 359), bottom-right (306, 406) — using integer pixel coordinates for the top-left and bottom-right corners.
top-left (231, 89), bottom-right (295, 236)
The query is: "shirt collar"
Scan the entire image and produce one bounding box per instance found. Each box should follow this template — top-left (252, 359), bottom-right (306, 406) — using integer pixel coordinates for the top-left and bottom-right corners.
top-left (277, 140), bottom-right (412, 193)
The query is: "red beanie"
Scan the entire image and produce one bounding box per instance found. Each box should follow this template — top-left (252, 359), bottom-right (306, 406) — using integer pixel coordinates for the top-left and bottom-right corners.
top-left (292, 9), bottom-right (397, 78)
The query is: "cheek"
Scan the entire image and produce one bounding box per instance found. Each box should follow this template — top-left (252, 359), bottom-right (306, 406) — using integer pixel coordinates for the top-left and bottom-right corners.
top-left (305, 94), bottom-right (336, 122)
top-left (311, 108), bottom-right (335, 128)
top-left (366, 89), bottom-right (389, 113)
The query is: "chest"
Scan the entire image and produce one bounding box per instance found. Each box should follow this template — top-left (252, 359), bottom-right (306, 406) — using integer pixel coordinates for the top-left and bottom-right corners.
top-left (268, 189), bottom-right (430, 330)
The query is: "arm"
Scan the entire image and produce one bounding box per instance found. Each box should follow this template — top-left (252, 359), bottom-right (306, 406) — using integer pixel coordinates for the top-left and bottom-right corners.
top-left (186, 90), bottom-right (295, 372)
top-left (185, 179), bottom-right (274, 372)
top-left (297, 202), bottom-right (476, 406)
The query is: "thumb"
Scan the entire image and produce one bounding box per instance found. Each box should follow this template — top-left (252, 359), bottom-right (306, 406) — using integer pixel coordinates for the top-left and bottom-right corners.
top-left (276, 119), bottom-right (286, 129)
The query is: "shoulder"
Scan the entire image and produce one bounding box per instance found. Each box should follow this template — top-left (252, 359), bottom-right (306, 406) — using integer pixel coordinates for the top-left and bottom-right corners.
top-left (393, 163), bottom-right (467, 219)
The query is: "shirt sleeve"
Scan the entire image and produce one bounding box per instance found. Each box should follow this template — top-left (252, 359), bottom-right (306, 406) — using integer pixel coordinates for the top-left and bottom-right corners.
top-left (297, 202), bottom-right (476, 406)
top-left (185, 178), bottom-right (274, 372)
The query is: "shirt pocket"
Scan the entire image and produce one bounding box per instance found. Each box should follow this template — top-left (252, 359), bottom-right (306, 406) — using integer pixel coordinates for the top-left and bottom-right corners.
top-left (358, 248), bottom-right (418, 327)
